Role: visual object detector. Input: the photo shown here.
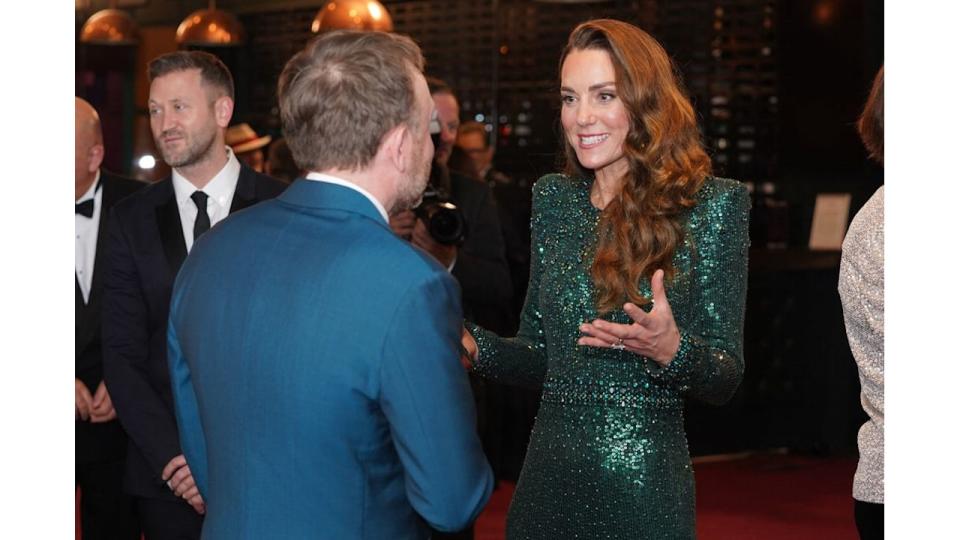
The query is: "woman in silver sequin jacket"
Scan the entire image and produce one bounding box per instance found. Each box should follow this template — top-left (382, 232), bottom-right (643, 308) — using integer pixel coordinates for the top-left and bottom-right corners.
top-left (838, 65), bottom-right (884, 540)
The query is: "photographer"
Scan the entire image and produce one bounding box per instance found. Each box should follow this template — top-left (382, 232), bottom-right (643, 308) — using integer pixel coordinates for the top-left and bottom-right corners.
top-left (389, 78), bottom-right (513, 337)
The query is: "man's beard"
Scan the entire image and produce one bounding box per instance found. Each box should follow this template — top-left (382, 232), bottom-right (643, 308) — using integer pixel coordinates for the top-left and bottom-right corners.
top-left (157, 126), bottom-right (218, 169)
top-left (392, 150), bottom-right (432, 214)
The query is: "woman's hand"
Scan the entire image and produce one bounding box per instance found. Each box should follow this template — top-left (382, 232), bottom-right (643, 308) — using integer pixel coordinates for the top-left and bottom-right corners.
top-left (578, 269), bottom-right (680, 367)
top-left (460, 326), bottom-right (479, 370)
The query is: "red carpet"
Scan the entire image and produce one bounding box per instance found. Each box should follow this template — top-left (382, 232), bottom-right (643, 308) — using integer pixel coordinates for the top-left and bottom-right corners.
top-left (79, 453), bottom-right (858, 539)
top-left (476, 452), bottom-right (859, 539)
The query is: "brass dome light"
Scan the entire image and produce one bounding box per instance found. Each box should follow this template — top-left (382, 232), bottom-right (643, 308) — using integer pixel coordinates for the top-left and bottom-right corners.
top-left (311, 1), bottom-right (394, 33)
top-left (176, 1), bottom-right (245, 47)
top-left (79, 6), bottom-right (140, 45)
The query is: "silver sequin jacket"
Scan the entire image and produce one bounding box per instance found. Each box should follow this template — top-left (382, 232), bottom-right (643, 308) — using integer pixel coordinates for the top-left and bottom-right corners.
top-left (838, 186), bottom-right (884, 504)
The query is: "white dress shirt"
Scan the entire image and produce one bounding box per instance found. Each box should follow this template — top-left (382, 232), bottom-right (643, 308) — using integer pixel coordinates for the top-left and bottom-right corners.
top-left (304, 172), bottom-right (389, 223)
top-left (75, 170), bottom-right (102, 303)
top-left (172, 148), bottom-right (241, 252)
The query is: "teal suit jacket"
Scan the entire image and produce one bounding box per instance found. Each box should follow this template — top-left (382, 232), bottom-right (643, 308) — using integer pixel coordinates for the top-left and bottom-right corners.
top-left (168, 179), bottom-right (493, 539)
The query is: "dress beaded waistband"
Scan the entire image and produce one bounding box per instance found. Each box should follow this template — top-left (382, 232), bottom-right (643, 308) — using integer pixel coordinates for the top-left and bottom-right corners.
top-left (541, 376), bottom-right (683, 409)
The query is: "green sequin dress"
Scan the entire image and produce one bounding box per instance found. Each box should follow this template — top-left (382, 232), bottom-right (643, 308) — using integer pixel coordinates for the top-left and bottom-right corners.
top-left (470, 174), bottom-right (750, 539)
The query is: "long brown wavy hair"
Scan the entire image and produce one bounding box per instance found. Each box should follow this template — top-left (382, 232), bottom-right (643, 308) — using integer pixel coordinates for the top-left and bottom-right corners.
top-left (560, 19), bottom-right (712, 313)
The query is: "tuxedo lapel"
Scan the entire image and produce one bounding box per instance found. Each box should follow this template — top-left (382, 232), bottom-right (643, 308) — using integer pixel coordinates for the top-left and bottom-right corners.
top-left (87, 175), bottom-right (119, 313)
top-left (77, 176), bottom-right (116, 353)
top-left (229, 166), bottom-right (258, 214)
top-left (155, 180), bottom-right (188, 276)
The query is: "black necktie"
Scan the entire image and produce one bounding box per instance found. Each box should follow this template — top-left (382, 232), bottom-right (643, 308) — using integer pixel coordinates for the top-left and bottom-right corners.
top-left (75, 199), bottom-right (94, 218)
top-left (191, 191), bottom-right (211, 241)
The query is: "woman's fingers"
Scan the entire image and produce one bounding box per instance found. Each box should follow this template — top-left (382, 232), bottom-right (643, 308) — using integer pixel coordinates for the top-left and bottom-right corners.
top-left (623, 303), bottom-right (649, 326)
top-left (650, 269), bottom-right (673, 316)
top-left (579, 321), bottom-right (623, 343)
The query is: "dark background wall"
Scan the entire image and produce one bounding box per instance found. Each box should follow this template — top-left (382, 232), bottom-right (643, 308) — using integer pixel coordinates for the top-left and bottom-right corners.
top-left (76, 0), bottom-right (883, 455)
top-left (77, 0), bottom-right (883, 197)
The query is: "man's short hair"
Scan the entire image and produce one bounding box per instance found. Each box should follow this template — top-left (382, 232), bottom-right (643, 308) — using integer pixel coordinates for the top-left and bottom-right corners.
top-left (457, 121), bottom-right (489, 149)
top-left (277, 30), bottom-right (425, 173)
top-left (148, 50), bottom-right (235, 100)
top-left (425, 76), bottom-right (456, 100)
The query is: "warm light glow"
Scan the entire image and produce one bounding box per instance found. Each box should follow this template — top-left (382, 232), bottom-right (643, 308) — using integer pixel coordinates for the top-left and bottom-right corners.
top-left (311, 0), bottom-right (393, 33)
top-left (813, 1), bottom-right (836, 25)
top-left (79, 8), bottom-right (140, 45)
top-left (176, 8), bottom-right (245, 46)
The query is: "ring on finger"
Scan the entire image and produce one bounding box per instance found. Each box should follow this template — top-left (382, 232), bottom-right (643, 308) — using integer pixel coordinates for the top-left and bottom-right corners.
top-left (611, 338), bottom-right (625, 351)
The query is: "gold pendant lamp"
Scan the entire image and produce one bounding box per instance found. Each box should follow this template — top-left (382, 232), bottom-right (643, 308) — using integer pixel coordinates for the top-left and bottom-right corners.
top-left (79, 1), bottom-right (140, 45)
top-left (176, 0), bottom-right (246, 47)
top-left (311, 1), bottom-right (394, 33)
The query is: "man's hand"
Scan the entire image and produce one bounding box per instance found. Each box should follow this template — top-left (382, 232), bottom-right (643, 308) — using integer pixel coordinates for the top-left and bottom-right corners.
top-left (411, 218), bottom-right (457, 268)
top-left (186, 494), bottom-right (206, 515)
top-left (89, 381), bottom-right (117, 423)
top-left (75, 378), bottom-right (93, 421)
top-left (389, 210), bottom-right (417, 240)
top-left (460, 327), bottom-right (478, 370)
top-left (162, 454), bottom-right (206, 514)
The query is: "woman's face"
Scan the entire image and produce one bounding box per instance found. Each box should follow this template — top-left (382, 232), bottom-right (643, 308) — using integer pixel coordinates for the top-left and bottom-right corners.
top-left (560, 48), bottom-right (631, 179)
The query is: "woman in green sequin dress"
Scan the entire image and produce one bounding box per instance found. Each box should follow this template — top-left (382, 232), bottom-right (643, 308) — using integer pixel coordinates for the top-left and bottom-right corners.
top-left (461, 20), bottom-right (749, 539)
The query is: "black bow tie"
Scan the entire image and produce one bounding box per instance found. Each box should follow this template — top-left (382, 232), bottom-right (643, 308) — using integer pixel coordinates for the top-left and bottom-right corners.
top-left (75, 199), bottom-right (95, 218)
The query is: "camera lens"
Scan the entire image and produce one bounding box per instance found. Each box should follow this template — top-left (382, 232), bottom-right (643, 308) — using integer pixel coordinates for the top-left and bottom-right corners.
top-left (428, 203), bottom-right (467, 245)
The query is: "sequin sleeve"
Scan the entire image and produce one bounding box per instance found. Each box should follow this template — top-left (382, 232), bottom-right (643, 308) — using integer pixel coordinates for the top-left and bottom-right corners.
top-left (645, 180), bottom-right (750, 405)
top-left (465, 177), bottom-right (554, 388)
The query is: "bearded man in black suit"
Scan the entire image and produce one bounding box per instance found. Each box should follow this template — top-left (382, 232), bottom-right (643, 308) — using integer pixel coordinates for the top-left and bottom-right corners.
top-left (101, 51), bottom-right (285, 540)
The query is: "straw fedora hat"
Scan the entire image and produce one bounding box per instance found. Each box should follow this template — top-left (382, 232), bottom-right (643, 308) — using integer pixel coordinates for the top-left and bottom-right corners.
top-left (226, 123), bottom-right (272, 154)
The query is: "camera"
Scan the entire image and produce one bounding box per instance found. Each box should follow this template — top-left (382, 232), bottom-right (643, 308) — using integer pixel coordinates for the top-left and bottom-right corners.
top-left (415, 183), bottom-right (468, 246)
top-left (410, 111), bottom-right (468, 245)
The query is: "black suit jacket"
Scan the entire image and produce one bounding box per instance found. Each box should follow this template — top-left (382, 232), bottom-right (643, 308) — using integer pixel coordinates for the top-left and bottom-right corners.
top-left (448, 172), bottom-right (513, 336)
top-left (488, 177), bottom-right (533, 333)
top-left (102, 165), bottom-right (285, 500)
top-left (76, 171), bottom-right (144, 467)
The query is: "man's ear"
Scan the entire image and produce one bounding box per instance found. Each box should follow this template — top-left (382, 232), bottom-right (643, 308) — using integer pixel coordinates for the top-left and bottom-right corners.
top-left (88, 144), bottom-right (105, 173)
top-left (214, 96), bottom-right (234, 128)
top-left (382, 124), bottom-right (410, 173)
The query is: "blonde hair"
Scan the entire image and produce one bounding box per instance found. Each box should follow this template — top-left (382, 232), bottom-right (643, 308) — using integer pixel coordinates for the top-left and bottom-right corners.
top-left (277, 30), bottom-right (425, 172)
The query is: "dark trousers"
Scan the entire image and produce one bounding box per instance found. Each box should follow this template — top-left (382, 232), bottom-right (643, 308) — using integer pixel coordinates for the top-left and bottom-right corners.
top-left (76, 459), bottom-right (140, 540)
top-left (138, 497), bottom-right (204, 540)
top-left (854, 498), bottom-right (884, 540)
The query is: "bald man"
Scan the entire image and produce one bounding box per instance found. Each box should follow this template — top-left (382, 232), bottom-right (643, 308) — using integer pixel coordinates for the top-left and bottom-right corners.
top-left (75, 97), bottom-right (143, 540)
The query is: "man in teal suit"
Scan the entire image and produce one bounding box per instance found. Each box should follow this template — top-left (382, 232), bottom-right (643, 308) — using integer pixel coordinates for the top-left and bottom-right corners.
top-left (166, 30), bottom-right (493, 539)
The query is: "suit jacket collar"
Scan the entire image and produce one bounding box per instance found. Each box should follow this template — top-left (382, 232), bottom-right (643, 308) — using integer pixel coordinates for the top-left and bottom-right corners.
top-left (279, 178), bottom-right (389, 227)
top-left (230, 164), bottom-right (261, 213)
top-left (156, 164), bottom-right (268, 276)
top-left (155, 180), bottom-right (188, 277)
